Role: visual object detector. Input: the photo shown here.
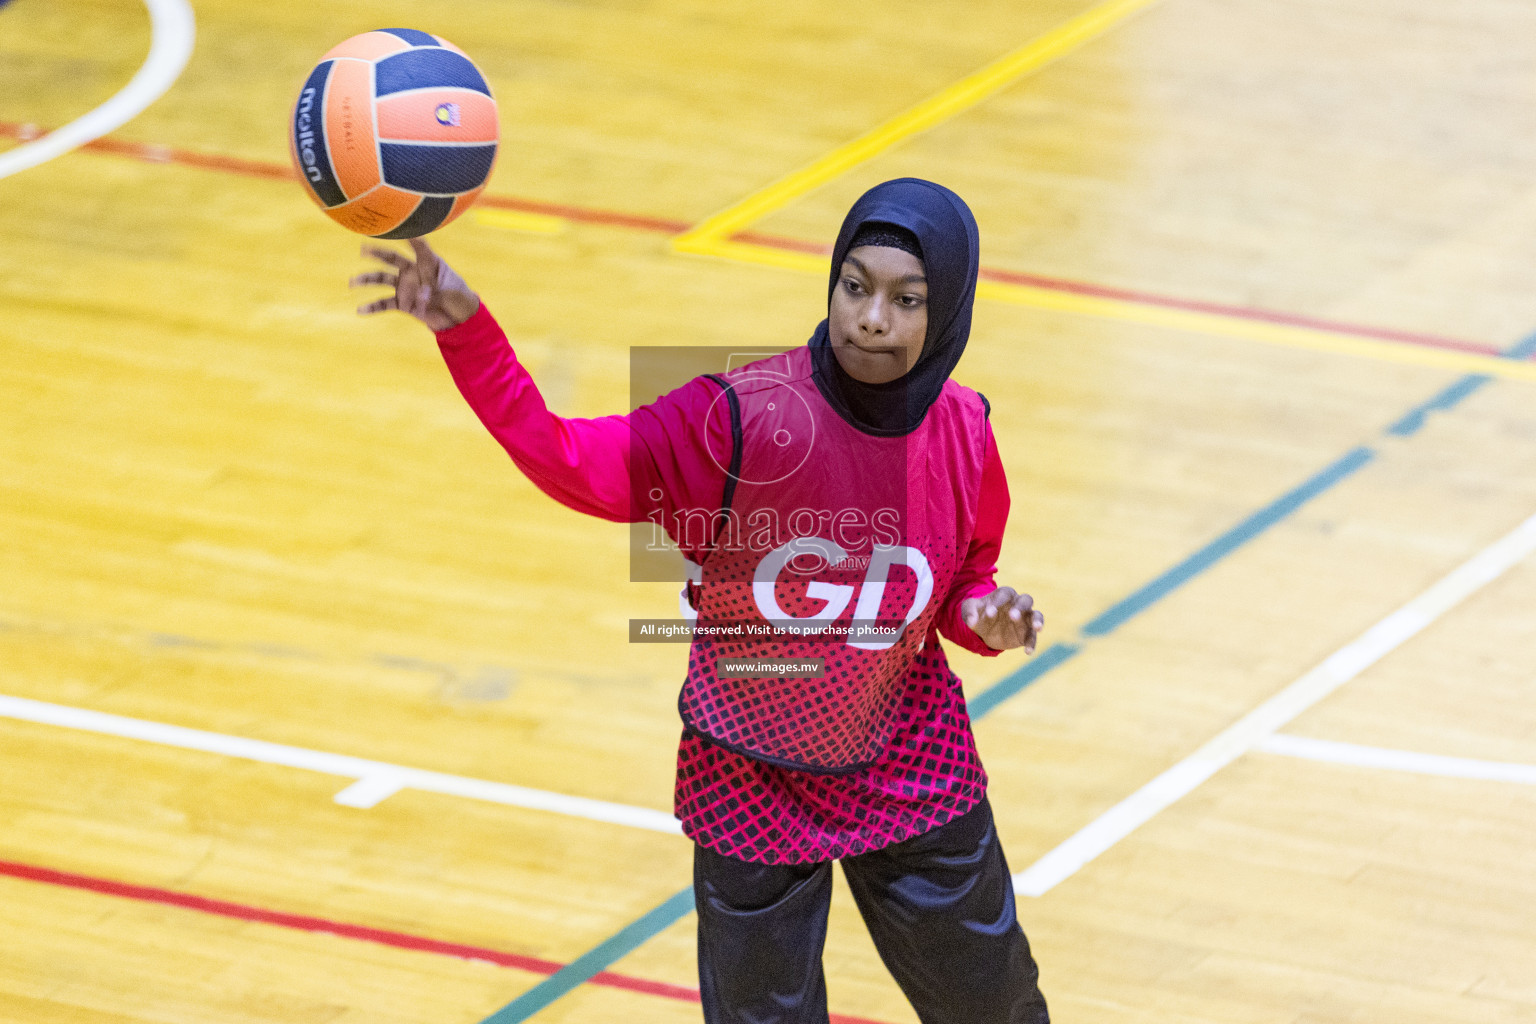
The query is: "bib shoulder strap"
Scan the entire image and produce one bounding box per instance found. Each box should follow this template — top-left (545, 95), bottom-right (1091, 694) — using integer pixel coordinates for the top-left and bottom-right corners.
top-left (702, 373), bottom-right (743, 544)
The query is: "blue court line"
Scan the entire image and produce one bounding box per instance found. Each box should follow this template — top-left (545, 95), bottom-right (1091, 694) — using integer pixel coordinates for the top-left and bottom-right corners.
top-left (477, 329), bottom-right (1536, 1023)
top-left (478, 888), bottom-right (698, 1023)
top-left (967, 641), bottom-right (1083, 720)
top-left (1081, 446), bottom-right (1376, 638)
top-left (1386, 332), bottom-right (1536, 435)
top-left (970, 448), bottom-right (1377, 720)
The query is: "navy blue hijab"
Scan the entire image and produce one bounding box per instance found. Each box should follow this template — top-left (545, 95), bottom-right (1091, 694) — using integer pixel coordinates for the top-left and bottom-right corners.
top-left (809, 178), bottom-right (980, 436)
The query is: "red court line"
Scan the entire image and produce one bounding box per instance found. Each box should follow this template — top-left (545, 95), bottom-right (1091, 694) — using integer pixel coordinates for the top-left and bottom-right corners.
top-left (0, 121), bottom-right (690, 234)
top-left (735, 229), bottom-right (834, 256)
top-left (729, 229), bottom-right (1508, 357)
top-left (1, 119), bottom-right (1510, 360)
top-left (0, 858), bottom-right (886, 1024)
top-left (974, 266), bottom-right (1509, 356)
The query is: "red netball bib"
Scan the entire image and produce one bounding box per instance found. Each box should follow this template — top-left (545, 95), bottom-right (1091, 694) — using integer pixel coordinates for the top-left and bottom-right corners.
top-left (678, 347), bottom-right (989, 773)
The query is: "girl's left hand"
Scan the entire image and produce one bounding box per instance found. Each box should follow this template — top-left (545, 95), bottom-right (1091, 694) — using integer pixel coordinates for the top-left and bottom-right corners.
top-left (961, 586), bottom-right (1044, 653)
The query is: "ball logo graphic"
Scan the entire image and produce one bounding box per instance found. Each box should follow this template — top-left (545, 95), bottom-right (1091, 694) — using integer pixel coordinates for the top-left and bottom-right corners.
top-left (434, 102), bottom-right (461, 127)
top-left (294, 87), bottom-right (323, 183)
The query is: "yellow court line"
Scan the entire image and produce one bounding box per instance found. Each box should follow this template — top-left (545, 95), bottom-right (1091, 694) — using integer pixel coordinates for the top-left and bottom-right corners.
top-left (974, 280), bottom-right (1536, 382)
top-left (672, 0), bottom-right (1164, 252)
top-left (473, 208), bottom-right (569, 235)
top-left (665, 0), bottom-right (1536, 385)
top-left (692, 237), bottom-right (1536, 383)
top-left (699, 239), bottom-right (829, 275)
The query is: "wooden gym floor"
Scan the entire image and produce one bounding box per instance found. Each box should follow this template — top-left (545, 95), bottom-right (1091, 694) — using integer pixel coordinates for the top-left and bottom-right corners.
top-left (2, 0), bottom-right (1535, 1021)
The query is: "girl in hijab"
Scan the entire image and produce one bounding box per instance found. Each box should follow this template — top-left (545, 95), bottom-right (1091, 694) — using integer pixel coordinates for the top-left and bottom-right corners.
top-left (353, 178), bottom-right (1051, 1023)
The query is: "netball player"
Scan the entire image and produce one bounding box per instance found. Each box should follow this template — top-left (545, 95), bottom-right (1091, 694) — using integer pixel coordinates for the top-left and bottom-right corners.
top-left (352, 178), bottom-right (1050, 1023)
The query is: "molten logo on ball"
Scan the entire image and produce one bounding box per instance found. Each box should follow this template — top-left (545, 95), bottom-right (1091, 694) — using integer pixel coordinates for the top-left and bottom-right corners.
top-left (294, 87), bottom-right (323, 184)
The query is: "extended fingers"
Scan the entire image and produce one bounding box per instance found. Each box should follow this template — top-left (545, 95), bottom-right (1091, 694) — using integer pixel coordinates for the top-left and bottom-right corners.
top-left (408, 236), bottom-right (437, 262)
top-left (349, 271), bottom-right (399, 289)
top-left (356, 296), bottom-right (399, 316)
top-left (362, 244), bottom-right (412, 269)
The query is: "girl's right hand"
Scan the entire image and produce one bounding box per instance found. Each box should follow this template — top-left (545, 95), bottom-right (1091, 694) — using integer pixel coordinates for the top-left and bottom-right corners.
top-left (350, 236), bottom-right (480, 331)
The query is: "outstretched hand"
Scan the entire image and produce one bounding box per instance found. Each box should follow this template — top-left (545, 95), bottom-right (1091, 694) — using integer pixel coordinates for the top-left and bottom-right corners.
top-left (350, 237), bottom-right (480, 331)
top-left (961, 586), bottom-right (1044, 653)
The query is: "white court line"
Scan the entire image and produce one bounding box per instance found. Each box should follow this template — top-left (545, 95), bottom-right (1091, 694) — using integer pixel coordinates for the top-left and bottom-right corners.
top-left (1014, 508), bottom-right (1536, 897)
top-left (0, 694), bottom-right (684, 835)
top-left (0, 0), bottom-right (195, 180)
top-left (1257, 734), bottom-right (1536, 786)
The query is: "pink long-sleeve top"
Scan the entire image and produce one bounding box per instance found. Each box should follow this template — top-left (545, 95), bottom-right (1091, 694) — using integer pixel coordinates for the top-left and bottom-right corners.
top-left (437, 303), bottom-right (1008, 863)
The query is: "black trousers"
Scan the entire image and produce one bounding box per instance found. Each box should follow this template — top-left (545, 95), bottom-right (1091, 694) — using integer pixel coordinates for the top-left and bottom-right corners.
top-left (693, 797), bottom-right (1049, 1024)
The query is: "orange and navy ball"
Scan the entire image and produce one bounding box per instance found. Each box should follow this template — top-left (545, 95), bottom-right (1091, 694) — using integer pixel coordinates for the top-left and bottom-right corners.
top-left (289, 29), bottom-right (498, 239)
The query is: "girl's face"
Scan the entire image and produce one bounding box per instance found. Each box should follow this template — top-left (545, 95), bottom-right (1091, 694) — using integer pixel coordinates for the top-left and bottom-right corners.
top-left (828, 245), bottom-right (928, 384)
